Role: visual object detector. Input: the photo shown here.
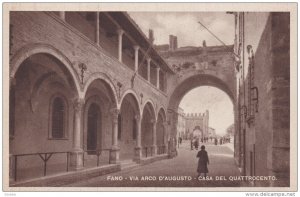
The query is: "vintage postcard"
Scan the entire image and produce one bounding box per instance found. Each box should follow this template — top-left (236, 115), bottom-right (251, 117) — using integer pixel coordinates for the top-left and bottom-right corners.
top-left (2, 2), bottom-right (297, 192)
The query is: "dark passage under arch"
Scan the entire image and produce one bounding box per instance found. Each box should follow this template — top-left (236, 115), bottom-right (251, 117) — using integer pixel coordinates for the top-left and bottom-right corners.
top-left (87, 103), bottom-right (101, 154)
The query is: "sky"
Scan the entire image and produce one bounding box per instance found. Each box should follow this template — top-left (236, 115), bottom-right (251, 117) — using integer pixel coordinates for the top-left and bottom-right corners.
top-left (128, 12), bottom-right (235, 47)
top-left (179, 86), bottom-right (234, 136)
top-left (128, 12), bottom-right (235, 135)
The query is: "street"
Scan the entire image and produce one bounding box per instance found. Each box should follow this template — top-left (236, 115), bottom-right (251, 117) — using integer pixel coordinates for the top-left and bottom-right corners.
top-left (65, 140), bottom-right (242, 187)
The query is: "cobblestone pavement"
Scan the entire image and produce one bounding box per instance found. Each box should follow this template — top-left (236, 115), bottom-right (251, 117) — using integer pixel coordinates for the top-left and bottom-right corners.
top-left (65, 141), bottom-right (242, 187)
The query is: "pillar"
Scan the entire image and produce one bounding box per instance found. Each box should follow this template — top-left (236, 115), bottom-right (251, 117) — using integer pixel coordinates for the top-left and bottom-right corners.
top-left (156, 67), bottom-right (160, 89)
top-left (147, 58), bottom-right (151, 82)
top-left (117, 29), bottom-right (124, 62)
top-left (95, 12), bottom-right (100, 46)
top-left (69, 98), bottom-right (84, 171)
top-left (59, 11), bottom-right (65, 21)
top-left (109, 108), bottom-right (120, 164)
top-left (151, 119), bottom-right (157, 155)
top-left (163, 121), bottom-right (168, 154)
top-left (169, 112), bottom-right (178, 158)
top-left (134, 45), bottom-right (139, 72)
top-left (134, 115), bottom-right (142, 162)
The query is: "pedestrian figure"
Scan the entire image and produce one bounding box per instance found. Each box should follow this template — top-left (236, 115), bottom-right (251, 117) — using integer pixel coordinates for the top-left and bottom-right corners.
top-left (214, 138), bottom-right (218, 145)
top-left (194, 138), bottom-right (199, 150)
top-left (197, 145), bottom-right (209, 177)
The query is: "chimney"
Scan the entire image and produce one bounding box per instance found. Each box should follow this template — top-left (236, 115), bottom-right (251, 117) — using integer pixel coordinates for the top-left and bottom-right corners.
top-left (169, 35), bottom-right (178, 51)
top-left (174, 36), bottom-right (178, 50)
top-left (149, 29), bottom-right (154, 44)
top-left (169, 35), bottom-right (174, 51)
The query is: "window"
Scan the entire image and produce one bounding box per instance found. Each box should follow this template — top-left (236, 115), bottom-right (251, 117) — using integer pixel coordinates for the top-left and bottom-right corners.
top-left (51, 97), bottom-right (66, 139)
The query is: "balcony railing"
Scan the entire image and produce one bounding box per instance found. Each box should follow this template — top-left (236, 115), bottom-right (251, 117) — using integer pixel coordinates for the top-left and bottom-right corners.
top-left (83, 149), bottom-right (111, 167)
top-left (11, 151), bottom-right (70, 182)
top-left (142, 146), bottom-right (153, 158)
top-left (11, 149), bottom-right (112, 182)
top-left (157, 145), bottom-right (167, 155)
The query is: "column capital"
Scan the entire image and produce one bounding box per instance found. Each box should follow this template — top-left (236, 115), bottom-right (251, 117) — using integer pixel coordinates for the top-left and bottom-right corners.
top-left (110, 108), bottom-right (120, 118)
top-left (146, 57), bottom-right (151, 63)
top-left (133, 45), bottom-right (140, 51)
top-left (117, 29), bottom-right (124, 36)
top-left (150, 119), bottom-right (157, 124)
top-left (156, 66), bottom-right (161, 71)
top-left (134, 114), bottom-right (141, 121)
top-left (73, 98), bottom-right (85, 112)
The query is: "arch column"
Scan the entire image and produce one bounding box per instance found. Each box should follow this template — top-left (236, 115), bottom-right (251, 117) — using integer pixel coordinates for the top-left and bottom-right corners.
top-left (151, 119), bottom-right (157, 155)
top-left (168, 112), bottom-right (178, 158)
top-left (134, 45), bottom-right (139, 72)
top-left (156, 67), bottom-right (160, 89)
top-left (117, 29), bottom-right (124, 62)
top-left (163, 121), bottom-right (168, 154)
top-left (147, 58), bottom-right (151, 82)
top-left (134, 115), bottom-right (142, 162)
top-left (109, 108), bottom-right (120, 164)
top-left (69, 98), bottom-right (84, 171)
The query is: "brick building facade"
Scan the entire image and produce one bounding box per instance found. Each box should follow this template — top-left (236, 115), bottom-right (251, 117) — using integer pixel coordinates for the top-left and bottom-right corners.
top-left (9, 11), bottom-right (172, 184)
top-left (233, 12), bottom-right (290, 187)
top-left (6, 9), bottom-right (292, 188)
top-left (185, 111), bottom-right (209, 140)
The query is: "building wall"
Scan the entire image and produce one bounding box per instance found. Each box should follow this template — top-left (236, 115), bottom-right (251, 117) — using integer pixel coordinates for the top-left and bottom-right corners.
top-left (9, 11), bottom-right (171, 181)
top-left (208, 127), bottom-right (216, 138)
top-left (12, 59), bottom-right (74, 155)
top-left (159, 45), bottom-right (236, 102)
top-left (235, 12), bottom-right (290, 187)
top-left (10, 12), bottom-right (169, 109)
top-left (185, 112), bottom-right (209, 139)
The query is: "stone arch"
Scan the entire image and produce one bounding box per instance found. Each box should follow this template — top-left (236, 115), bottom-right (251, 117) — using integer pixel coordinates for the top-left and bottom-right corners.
top-left (119, 91), bottom-right (141, 160)
top-left (83, 72), bottom-right (118, 107)
top-left (169, 74), bottom-right (235, 111)
top-left (83, 78), bottom-right (118, 158)
top-left (141, 102), bottom-right (156, 154)
top-left (11, 52), bottom-right (78, 155)
top-left (156, 107), bottom-right (167, 153)
top-left (119, 89), bottom-right (141, 115)
top-left (167, 73), bottom-right (236, 156)
top-left (157, 107), bottom-right (167, 122)
top-left (141, 100), bottom-right (156, 121)
top-left (10, 43), bottom-right (81, 98)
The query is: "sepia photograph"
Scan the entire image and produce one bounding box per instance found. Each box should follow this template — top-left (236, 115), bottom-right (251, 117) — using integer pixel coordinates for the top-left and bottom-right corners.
top-left (2, 2), bottom-right (297, 192)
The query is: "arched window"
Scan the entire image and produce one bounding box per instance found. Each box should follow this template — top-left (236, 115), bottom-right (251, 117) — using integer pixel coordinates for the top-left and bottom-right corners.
top-left (51, 97), bottom-right (65, 139)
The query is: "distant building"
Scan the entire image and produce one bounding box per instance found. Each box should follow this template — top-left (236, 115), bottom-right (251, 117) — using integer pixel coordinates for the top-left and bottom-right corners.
top-left (208, 127), bottom-right (216, 138)
top-left (185, 110), bottom-right (209, 140)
